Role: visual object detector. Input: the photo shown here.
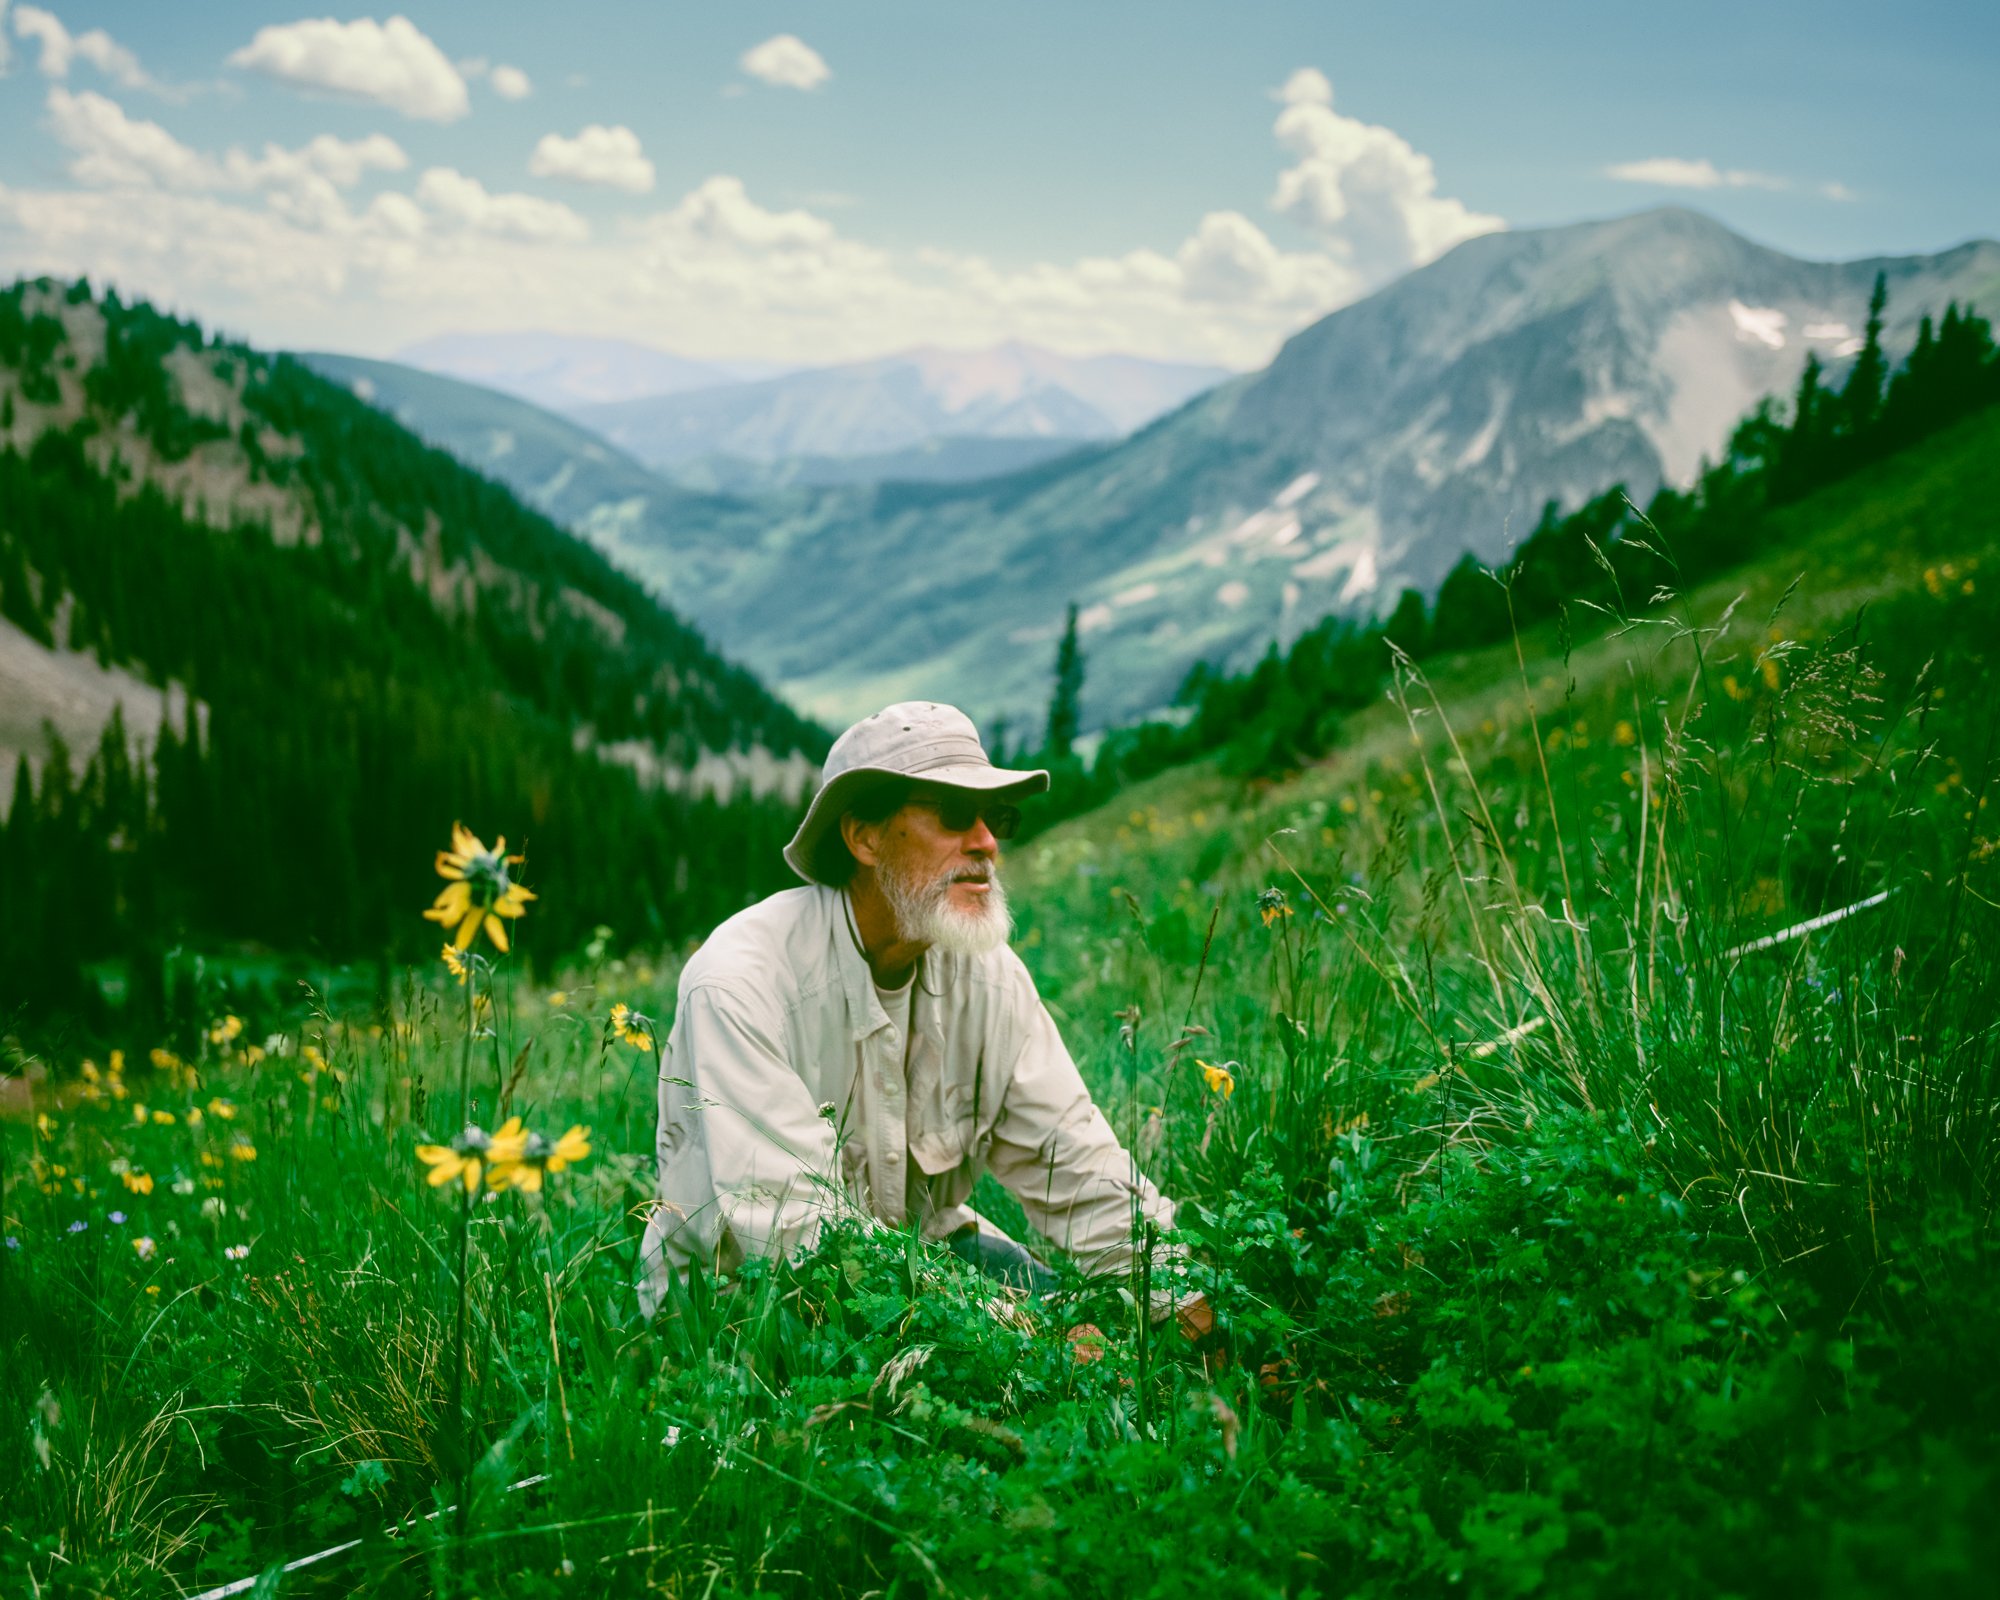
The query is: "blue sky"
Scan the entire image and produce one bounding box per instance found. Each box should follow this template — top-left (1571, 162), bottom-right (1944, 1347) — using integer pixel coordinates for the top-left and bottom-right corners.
top-left (0, 2), bottom-right (1992, 366)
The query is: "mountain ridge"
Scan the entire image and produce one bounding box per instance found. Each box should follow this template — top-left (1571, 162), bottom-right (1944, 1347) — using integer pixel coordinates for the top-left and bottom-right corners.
top-left (297, 209), bottom-right (1999, 735)
top-left (640, 207), bottom-right (1999, 728)
top-left (0, 278), bottom-right (825, 1007)
top-left (569, 342), bottom-right (1231, 473)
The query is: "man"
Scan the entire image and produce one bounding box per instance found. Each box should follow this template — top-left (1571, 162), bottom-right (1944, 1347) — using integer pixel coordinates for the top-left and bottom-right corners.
top-left (638, 701), bottom-right (1208, 1340)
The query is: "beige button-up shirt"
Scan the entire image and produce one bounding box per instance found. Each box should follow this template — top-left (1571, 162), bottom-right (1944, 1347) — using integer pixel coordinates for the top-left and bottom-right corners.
top-left (637, 884), bottom-right (1175, 1314)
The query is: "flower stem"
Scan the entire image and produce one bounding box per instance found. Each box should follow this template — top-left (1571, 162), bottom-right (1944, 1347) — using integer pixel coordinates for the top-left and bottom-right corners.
top-left (452, 1181), bottom-right (470, 1542)
top-left (459, 961), bottom-right (475, 1129)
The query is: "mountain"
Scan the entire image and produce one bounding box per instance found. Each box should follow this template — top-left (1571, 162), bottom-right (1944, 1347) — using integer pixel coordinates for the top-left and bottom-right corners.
top-left (296, 350), bottom-right (724, 546)
top-left (597, 208), bottom-right (2000, 729)
top-left (669, 435), bottom-right (1092, 495)
top-left (568, 341), bottom-right (1232, 474)
top-left (393, 330), bottom-right (788, 411)
top-left (0, 280), bottom-right (824, 1014)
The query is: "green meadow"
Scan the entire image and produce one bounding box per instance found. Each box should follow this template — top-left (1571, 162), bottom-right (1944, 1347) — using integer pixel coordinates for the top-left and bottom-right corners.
top-left (5, 402), bottom-right (1997, 1597)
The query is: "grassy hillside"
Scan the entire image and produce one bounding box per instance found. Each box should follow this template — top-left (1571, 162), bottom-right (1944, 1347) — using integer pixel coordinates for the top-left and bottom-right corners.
top-left (1022, 399), bottom-right (2000, 886)
top-left (3, 378), bottom-right (1994, 1593)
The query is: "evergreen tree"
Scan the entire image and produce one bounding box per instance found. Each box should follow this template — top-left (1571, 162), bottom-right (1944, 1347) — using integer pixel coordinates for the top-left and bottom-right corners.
top-left (1841, 272), bottom-right (1890, 440)
top-left (1774, 352), bottom-right (1828, 501)
top-left (1382, 588), bottom-right (1430, 656)
top-left (1045, 603), bottom-right (1085, 760)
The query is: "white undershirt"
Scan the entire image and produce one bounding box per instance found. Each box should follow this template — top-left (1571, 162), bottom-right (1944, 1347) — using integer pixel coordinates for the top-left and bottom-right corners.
top-left (875, 972), bottom-right (915, 1061)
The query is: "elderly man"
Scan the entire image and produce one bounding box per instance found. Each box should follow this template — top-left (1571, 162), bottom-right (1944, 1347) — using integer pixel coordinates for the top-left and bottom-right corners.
top-left (638, 701), bottom-right (1206, 1337)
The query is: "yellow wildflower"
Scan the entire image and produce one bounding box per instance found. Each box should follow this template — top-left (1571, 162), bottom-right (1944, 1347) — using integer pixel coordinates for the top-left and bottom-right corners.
top-left (491, 1124), bottom-right (592, 1194)
top-left (133, 1236), bottom-right (157, 1261)
top-left (423, 823), bottom-right (537, 952)
top-left (1198, 1059), bottom-right (1237, 1098)
top-left (207, 1016), bottom-right (244, 1047)
top-left (121, 1170), bottom-right (155, 1195)
top-left (415, 1118), bottom-right (528, 1195)
top-left (230, 1140), bottom-right (258, 1163)
top-left (207, 1097), bottom-right (238, 1120)
top-left (1255, 888), bottom-right (1291, 928)
top-left (609, 1003), bottom-right (654, 1051)
top-left (441, 943), bottom-right (469, 984)
top-left (547, 990), bottom-right (568, 1007)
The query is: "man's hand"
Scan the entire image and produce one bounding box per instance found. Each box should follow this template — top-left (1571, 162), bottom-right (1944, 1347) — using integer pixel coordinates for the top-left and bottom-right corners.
top-left (1175, 1293), bottom-right (1216, 1343)
top-left (1066, 1297), bottom-right (1212, 1367)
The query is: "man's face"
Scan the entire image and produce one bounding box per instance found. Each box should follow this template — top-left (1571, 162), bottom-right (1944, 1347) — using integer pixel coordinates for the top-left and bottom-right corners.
top-left (872, 789), bottom-right (1013, 954)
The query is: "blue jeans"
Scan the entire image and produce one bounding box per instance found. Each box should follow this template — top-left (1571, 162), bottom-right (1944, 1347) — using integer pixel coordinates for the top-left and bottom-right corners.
top-left (945, 1224), bottom-right (1057, 1295)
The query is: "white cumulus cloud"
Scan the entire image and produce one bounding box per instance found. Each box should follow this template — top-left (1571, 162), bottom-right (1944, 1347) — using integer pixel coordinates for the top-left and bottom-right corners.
top-left (13, 4), bottom-right (153, 89)
top-left (1604, 156), bottom-right (1784, 191)
top-left (1174, 209), bottom-right (1355, 309)
top-left (659, 175), bottom-right (836, 250)
top-left (43, 87), bottom-right (408, 235)
top-left (229, 15), bottom-right (469, 123)
top-left (1270, 67), bottom-right (1502, 281)
top-left (416, 167), bottom-right (589, 241)
top-left (45, 87), bottom-right (212, 189)
top-left (529, 125), bottom-right (654, 193)
top-left (740, 34), bottom-right (830, 91)
top-left (489, 63), bottom-right (531, 99)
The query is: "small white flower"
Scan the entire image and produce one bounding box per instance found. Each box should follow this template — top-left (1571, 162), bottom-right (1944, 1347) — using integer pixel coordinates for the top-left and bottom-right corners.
top-left (133, 1236), bottom-right (157, 1261)
top-left (662, 1425), bottom-right (682, 1449)
top-left (201, 1197), bottom-right (227, 1218)
top-left (172, 1177), bottom-right (196, 1196)
top-left (224, 1243), bottom-right (250, 1261)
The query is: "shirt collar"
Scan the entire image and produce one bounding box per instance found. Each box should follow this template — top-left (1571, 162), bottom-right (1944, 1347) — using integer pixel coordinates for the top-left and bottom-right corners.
top-left (834, 886), bottom-right (897, 1043)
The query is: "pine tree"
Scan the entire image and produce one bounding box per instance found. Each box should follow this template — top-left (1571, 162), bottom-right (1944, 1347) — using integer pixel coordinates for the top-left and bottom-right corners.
top-left (1382, 588), bottom-right (1430, 656)
top-left (1045, 603), bottom-right (1085, 761)
top-left (1841, 272), bottom-right (1889, 441)
top-left (1774, 352), bottom-right (1828, 502)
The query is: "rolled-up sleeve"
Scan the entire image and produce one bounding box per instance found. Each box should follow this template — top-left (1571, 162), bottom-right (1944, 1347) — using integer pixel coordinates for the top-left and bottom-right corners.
top-left (982, 991), bottom-right (1177, 1280)
top-left (645, 980), bottom-right (845, 1298)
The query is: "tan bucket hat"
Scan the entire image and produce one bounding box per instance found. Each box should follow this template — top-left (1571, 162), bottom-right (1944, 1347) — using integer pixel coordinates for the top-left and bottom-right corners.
top-left (784, 701), bottom-right (1049, 885)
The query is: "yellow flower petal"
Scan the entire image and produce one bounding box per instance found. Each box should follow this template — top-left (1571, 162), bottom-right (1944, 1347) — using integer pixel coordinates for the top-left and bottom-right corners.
top-left (454, 909), bottom-right (484, 949)
top-left (489, 1117), bottom-right (527, 1162)
top-left (548, 1126), bottom-right (592, 1172)
top-left (483, 913), bottom-right (510, 954)
top-left (461, 1156), bottom-right (482, 1194)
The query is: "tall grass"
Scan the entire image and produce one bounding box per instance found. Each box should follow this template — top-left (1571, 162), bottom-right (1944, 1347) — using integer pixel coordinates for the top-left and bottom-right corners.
top-left (2, 560), bottom-right (1996, 1597)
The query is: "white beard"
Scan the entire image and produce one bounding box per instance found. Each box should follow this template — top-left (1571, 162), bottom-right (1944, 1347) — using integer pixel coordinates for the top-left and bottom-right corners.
top-left (879, 854), bottom-right (1013, 956)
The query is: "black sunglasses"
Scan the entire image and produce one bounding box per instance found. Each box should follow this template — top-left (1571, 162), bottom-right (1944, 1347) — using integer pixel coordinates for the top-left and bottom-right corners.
top-left (910, 792), bottom-right (1022, 840)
